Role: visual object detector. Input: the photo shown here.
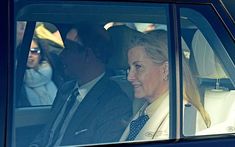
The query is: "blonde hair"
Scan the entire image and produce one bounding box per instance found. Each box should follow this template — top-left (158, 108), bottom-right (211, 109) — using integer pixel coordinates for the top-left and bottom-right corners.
top-left (128, 30), bottom-right (211, 128)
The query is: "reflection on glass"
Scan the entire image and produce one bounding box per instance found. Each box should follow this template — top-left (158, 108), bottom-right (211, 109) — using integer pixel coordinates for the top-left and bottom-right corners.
top-left (20, 38), bottom-right (57, 107)
top-left (181, 8), bottom-right (235, 136)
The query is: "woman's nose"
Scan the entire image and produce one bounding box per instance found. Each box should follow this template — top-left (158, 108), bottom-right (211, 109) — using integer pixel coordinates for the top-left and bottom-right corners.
top-left (28, 51), bottom-right (32, 57)
top-left (127, 69), bottom-right (136, 82)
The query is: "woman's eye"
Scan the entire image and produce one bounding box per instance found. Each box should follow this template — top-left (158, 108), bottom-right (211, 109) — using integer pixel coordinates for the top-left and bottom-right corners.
top-left (135, 64), bottom-right (143, 71)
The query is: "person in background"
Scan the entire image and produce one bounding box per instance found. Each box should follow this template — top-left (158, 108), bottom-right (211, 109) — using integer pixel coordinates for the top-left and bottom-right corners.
top-left (120, 30), bottom-right (211, 141)
top-left (35, 22), bottom-right (66, 86)
top-left (23, 38), bottom-right (57, 106)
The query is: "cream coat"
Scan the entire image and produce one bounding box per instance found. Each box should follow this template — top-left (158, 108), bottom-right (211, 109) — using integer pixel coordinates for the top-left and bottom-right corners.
top-left (120, 95), bottom-right (208, 142)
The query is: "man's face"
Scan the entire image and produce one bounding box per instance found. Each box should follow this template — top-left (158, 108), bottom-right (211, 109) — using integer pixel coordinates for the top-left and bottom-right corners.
top-left (60, 29), bottom-right (86, 79)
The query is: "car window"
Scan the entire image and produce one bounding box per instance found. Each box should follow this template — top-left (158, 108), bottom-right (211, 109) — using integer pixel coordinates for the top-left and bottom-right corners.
top-left (16, 21), bottom-right (27, 48)
top-left (180, 8), bottom-right (235, 137)
top-left (13, 3), bottom-right (176, 146)
top-left (16, 22), bottom-right (64, 108)
top-left (12, 2), bottom-right (235, 147)
top-left (221, 0), bottom-right (235, 21)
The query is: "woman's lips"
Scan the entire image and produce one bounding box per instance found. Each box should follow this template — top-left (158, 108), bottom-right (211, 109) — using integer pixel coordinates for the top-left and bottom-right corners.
top-left (28, 59), bottom-right (33, 62)
top-left (132, 83), bottom-right (141, 88)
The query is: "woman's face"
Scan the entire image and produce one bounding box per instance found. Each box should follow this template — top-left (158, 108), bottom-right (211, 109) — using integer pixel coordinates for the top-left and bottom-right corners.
top-left (27, 40), bottom-right (41, 68)
top-left (127, 46), bottom-right (167, 102)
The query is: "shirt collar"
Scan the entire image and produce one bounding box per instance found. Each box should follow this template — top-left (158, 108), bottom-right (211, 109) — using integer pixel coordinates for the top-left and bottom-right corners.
top-left (75, 72), bottom-right (105, 102)
top-left (144, 91), bottom-right (169, 118)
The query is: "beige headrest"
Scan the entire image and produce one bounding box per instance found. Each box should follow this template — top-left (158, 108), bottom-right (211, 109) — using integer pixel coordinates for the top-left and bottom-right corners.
top-left (192, 30), bottom-right (227, 79)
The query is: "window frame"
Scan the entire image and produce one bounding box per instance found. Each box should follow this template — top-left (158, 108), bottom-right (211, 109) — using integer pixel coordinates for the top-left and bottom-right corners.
top-left (13, 2), bottom-right (179, 146)
top-left (177, 3), bottom-right (235, 139)
top-left (178, 4), bottom-right (235, 86)
top-left (8, 0), bottom-right (235, 147)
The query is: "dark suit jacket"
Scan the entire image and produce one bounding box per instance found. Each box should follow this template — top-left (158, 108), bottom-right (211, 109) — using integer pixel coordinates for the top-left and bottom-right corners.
top-left (30, 75), bottom-right (132, 146)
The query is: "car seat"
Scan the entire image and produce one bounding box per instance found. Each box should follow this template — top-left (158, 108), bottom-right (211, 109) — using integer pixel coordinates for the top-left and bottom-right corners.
top-left (191, 30), bottom-right (235, 135)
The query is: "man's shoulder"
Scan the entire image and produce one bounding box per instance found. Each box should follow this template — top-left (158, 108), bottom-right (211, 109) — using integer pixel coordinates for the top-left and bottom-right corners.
top-left (99, 76), bottom-right (126, 96)
top-left (59, 80), bottom-right (76, 93)
top-left (98, 76), bottom-right (132, 105)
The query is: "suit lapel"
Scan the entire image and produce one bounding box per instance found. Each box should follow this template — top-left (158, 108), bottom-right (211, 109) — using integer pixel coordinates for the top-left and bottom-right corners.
top-left (50, 81), bottom-right (76, 122)
top-left (65, 76), bottom-right (109, 134)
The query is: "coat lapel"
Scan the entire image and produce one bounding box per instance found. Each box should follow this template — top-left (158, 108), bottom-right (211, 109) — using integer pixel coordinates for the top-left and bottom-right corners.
top-left (119, 102), bottom-right (148, 141)
top-left (120, 95), bottom-right (169, 141)
top-left (136, 96), bottom-right (169, 140)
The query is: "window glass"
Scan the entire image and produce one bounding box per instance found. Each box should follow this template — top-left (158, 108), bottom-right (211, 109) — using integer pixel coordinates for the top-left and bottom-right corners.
top-left (221, 0), bottom-right (235, 21)
top-left (16, 21), bottom-right (26, 48)
top-left (14, 4), bottom-right (173, 147)
top-left (16, 22), bottom-right (63, 108)
top-left (180, 8), bottom-right (235, 137)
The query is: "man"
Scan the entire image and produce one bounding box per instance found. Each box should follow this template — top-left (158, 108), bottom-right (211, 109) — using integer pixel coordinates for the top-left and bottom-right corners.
top-left (30, 23), bottom-right (132, 146)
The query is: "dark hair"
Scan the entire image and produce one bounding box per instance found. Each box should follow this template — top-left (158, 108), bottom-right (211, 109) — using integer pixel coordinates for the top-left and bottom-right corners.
top-left (43, 22), bottom-right (58, 33)
top-left (70, 23), bottom-right (112, 64)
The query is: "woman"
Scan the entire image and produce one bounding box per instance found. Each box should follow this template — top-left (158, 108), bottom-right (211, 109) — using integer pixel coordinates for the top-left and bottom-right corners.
top-left (23, 38), bottom-right (57, 106)
top-left (120, 30), bottom-right (211, 141)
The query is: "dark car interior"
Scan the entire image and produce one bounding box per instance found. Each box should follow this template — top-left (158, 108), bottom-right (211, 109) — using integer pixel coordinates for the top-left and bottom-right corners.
top-left (12, 1), bottom-right (235, 147)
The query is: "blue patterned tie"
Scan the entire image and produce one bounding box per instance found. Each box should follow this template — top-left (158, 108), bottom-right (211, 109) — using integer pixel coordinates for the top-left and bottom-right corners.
top-left (126, 114), bottom-right (149, 141)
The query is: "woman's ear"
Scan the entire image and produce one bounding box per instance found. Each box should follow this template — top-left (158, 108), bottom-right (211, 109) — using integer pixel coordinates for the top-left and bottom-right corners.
top-left (162, 61), bottom-right (169, 81)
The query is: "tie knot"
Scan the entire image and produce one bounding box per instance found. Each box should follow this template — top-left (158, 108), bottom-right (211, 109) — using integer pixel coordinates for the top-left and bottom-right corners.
top-left (72, 88), bottom-right (80, 97)
top-left (68, 88), bottom-right (80, 103)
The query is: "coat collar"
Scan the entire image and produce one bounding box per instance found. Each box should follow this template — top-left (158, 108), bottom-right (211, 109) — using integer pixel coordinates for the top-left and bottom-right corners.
top-left (135, 95), bottom-right (169, 140)
top-left (120, 94), bottom-right (169, 141)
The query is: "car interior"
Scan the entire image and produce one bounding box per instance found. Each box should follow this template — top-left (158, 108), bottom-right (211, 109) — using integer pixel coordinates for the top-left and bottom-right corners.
top-left (13, 3), bottom-right (235, 147)
top-left (181, 24), bottom-right (235, 136)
